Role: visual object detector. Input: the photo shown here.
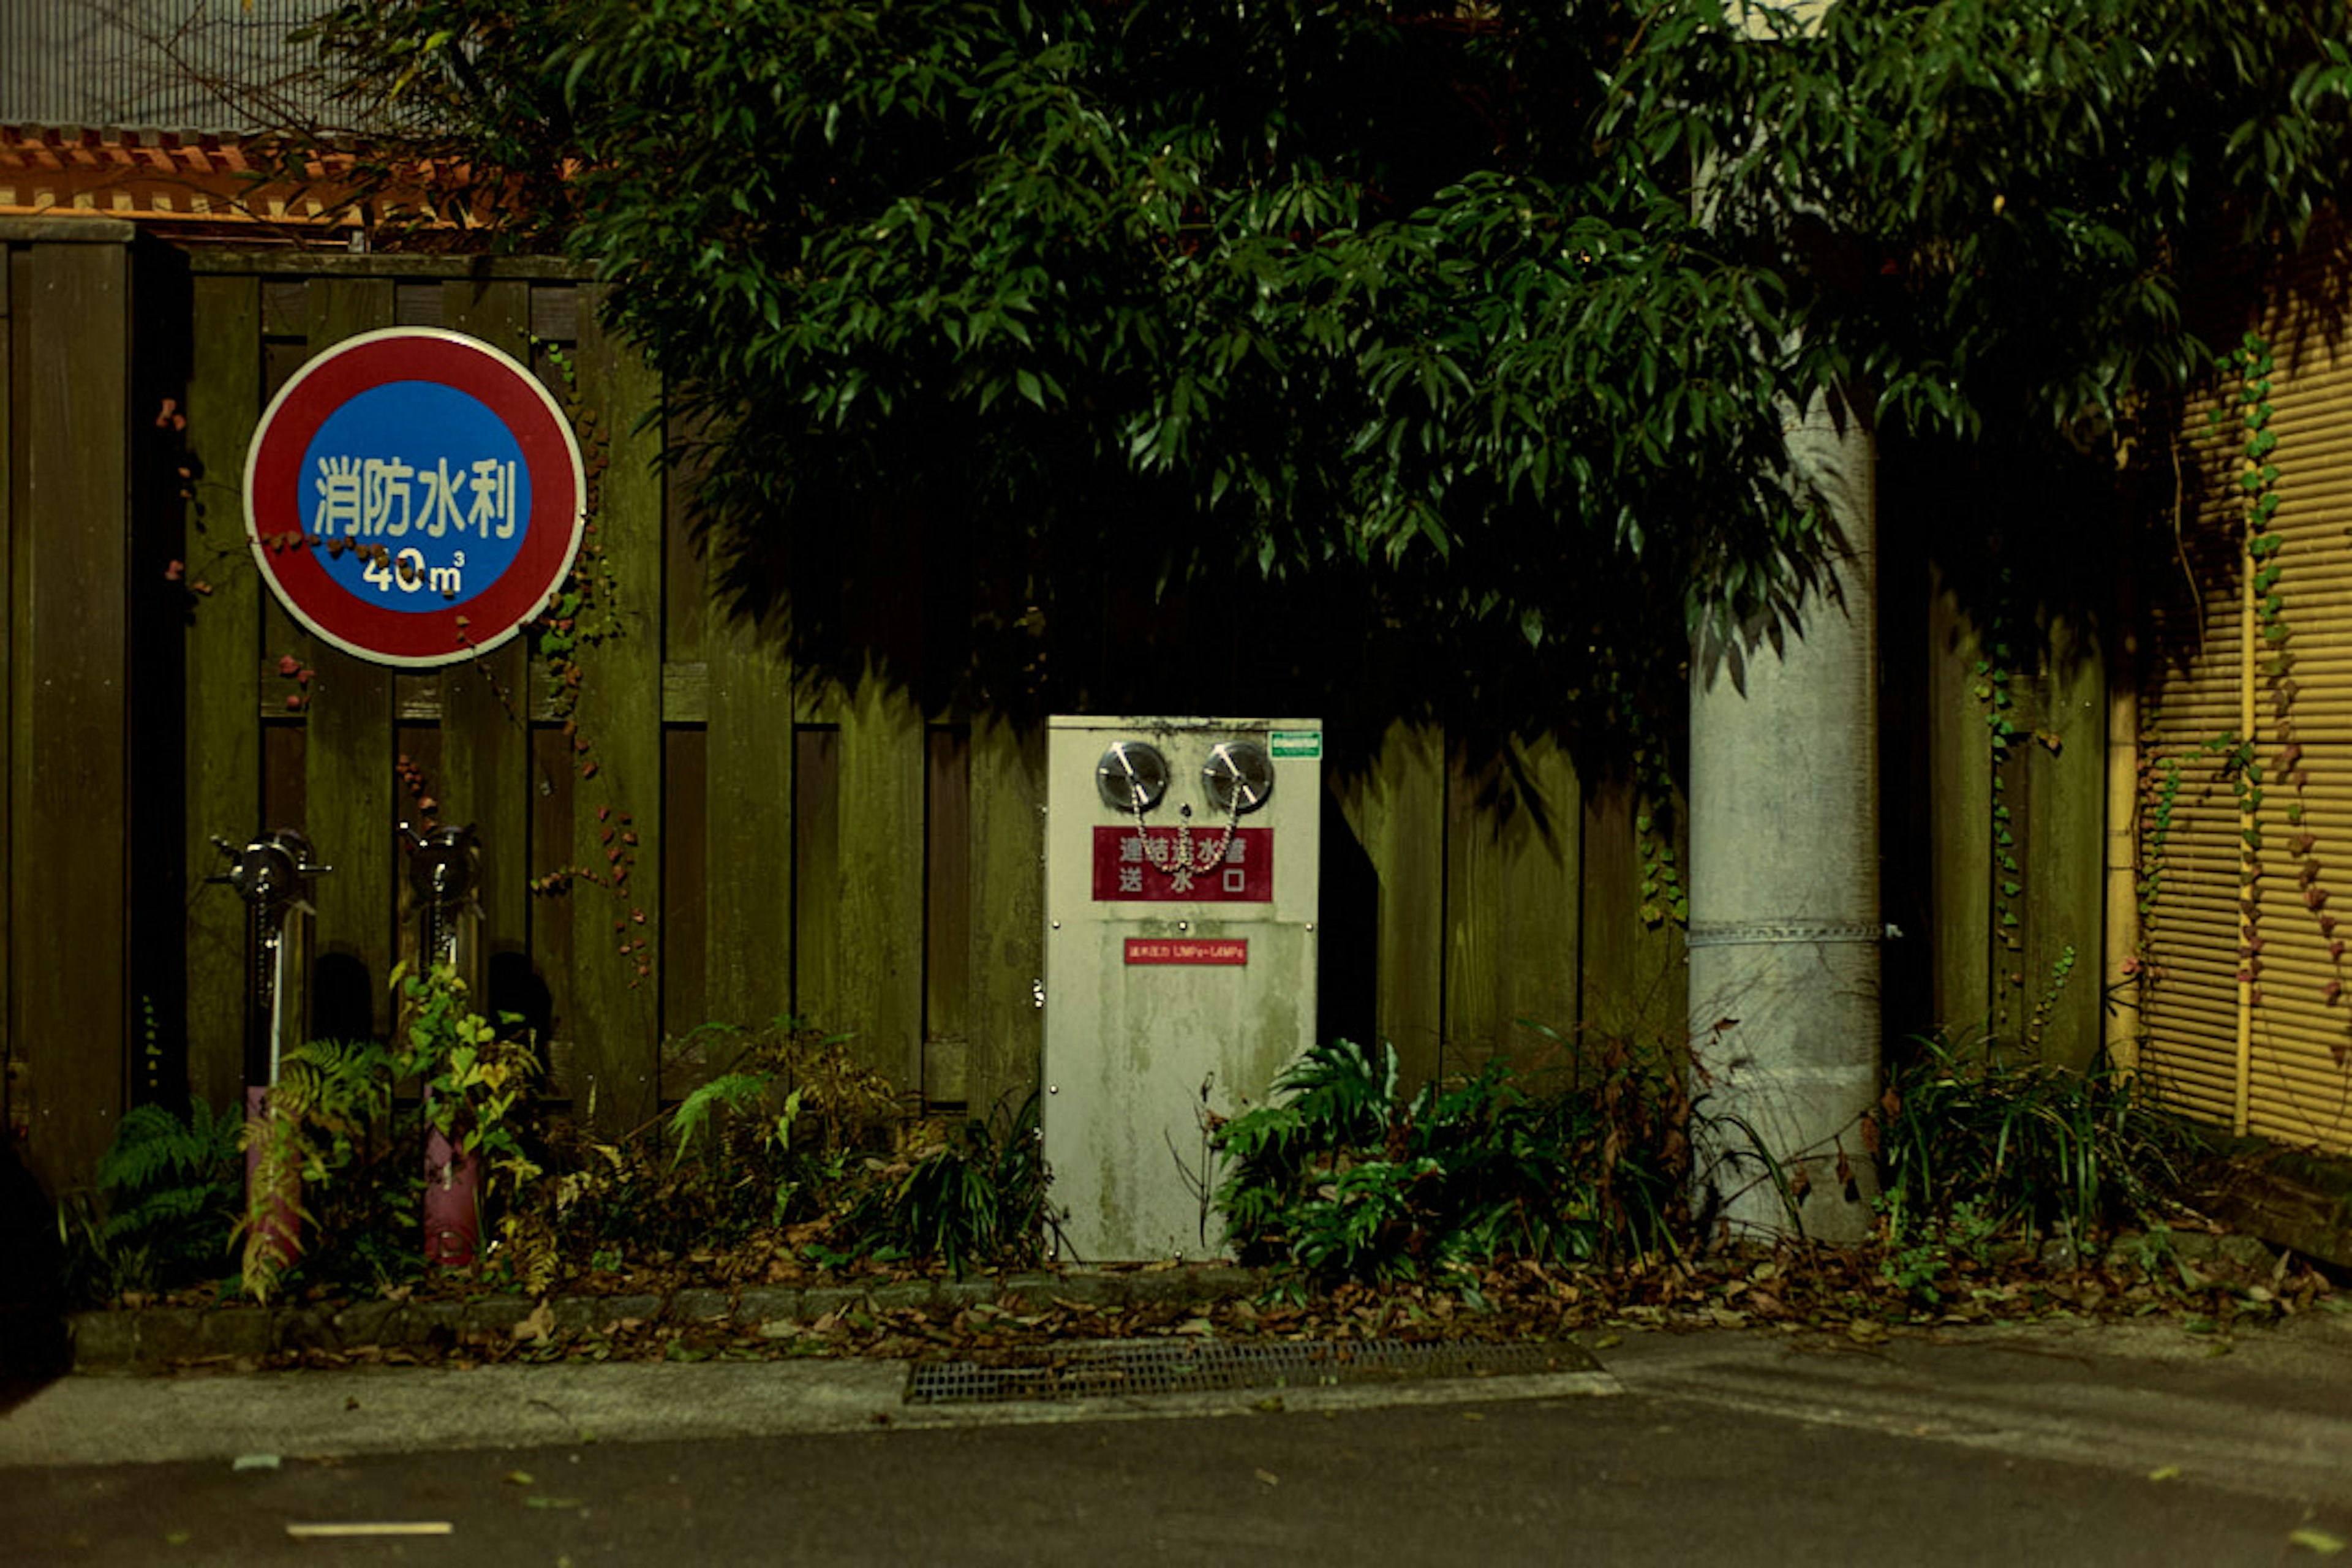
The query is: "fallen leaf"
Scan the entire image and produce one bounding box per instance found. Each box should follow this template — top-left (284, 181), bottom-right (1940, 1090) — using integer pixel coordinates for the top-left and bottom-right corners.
top-left (524, 1496), bottom-right (585, 1511)
top-left (2147, 1466), bottom-right (2182, 1482)
top-left (2290, 1529), bottom-right (2346, 1555)
top-left (504, 1470), bottom-right (535, 1487)
top-left (512, 1300), bottom-right (555, 1344)
top-left (232, 1453), bottom-right (281, 1472)
top-left (1254, 1469), bottom-right (1280, 1487)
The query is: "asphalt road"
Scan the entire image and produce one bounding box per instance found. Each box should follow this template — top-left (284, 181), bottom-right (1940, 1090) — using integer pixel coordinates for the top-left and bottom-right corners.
top-left (6, 1314), bottom-right (2350, 1566)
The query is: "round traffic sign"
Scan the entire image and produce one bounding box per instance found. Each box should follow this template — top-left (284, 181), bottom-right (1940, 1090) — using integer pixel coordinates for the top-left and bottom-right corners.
top-left (244, 328), bottom-right (588, 668)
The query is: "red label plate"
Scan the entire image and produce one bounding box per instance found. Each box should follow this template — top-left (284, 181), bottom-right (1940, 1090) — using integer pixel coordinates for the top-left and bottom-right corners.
top-left (1125, 938), bottom-right (1249, 966)
top-left (1092, 826), bottom-right (1272, 902)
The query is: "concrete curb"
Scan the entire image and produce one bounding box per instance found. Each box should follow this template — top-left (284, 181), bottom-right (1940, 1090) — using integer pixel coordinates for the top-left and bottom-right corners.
top-left (62, 1264), bottom-right (1266, 1372)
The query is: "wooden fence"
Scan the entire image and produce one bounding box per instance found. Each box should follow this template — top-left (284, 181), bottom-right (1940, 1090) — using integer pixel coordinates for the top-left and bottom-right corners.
top-left (1, 235), bottom-right (2114, 1200)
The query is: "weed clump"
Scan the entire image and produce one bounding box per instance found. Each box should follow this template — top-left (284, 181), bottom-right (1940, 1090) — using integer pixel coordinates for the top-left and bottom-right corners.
top-left (1864, 1033), bottom-right (2191, 1302)
top-left (1212, 1035), bottom-right (1692, 1287)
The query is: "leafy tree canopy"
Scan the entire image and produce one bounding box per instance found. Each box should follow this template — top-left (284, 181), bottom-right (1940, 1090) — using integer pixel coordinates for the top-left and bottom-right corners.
top-left (311, 0), bottom-right (2352, 745)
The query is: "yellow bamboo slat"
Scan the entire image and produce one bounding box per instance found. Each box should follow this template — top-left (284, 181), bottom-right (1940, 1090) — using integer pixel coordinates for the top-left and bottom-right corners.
top-left (2141, 242), bottom-right (2352, 1156)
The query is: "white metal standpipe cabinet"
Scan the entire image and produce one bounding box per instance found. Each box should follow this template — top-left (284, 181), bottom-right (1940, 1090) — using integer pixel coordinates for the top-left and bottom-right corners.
top-left (1042, 717), bottom-right (1323, 1262)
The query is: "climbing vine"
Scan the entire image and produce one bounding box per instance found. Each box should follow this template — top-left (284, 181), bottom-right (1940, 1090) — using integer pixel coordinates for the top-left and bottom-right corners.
top-left (1620, 671), bottom-right (1686, 931)
top-left (2132, 741), bottom-right (2181, 966)
top-left (2147, 332), bottom-right (2352, 1066)
top-left (2217, 331), bottom-right (2350, 1057)
top-left (1967, 560), bottom-right (2081, 1047)
top-left (515, 340), bottom-right (654, 986)
top-left (1971, 568), bottom-right (2033, 1038)
top-left (1635, 807), bottom-right (1686, 932)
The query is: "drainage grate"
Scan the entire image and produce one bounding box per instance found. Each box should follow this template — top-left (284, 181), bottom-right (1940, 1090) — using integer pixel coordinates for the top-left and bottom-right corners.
top-left (905, 1337), bottom-right (1596, 1405)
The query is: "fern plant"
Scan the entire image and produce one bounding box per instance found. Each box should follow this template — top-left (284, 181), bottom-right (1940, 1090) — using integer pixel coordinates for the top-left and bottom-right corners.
top-left (236, 1037), bottom-right (395, 1301)
top-left (64, 1098), bottom-right (244, 1302)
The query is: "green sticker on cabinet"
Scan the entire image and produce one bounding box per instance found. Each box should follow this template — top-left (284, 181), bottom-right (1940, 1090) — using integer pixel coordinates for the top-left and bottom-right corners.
top-left (1269, 730), bottom-right (1322, 760)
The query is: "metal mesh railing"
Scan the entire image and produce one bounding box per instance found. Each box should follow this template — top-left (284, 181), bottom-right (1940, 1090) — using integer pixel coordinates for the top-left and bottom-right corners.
top-left (0, 0), bottom-right (355, 135)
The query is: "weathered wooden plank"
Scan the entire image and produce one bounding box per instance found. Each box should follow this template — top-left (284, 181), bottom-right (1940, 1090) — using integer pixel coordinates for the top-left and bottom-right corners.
top-left (181, 272), bottom-right (265, 1110)
top-left (568, 291), bottom-right (663, 1134)
top-left (663, 427), bottom-right (707, 666)
top-left (965, 715), bottom-right (1045, 1123)
top-left (2023, 616), bottom-right (2106, 1068)
top-left (528, 726), bottom-right (577, 1099)
top-left (437, 279), bottom-right (533, 1014)
top-left (12, 237), bottom-right (133, 1191)
top-left (662, 726), bottom-right (709, 1052)
top-left (263, 722), bottom-right (307, 828)
top-left (1444, 737), bottom-right (1585, 1075)
top-left (1493, 734), bottom-right (1583, 1069)
top-left (1444, 746), bottom-right (1504, 1077)
top-left (190, 252), bottom-right (590, 281)
top-left (1578, 778), bottom-right (1649, 1052)
top-left (1928, 576), bottom-right (1995, 1042)
top-left (0, 245), bottom-right (15, 1148)
top-left (833, 668), bottom-right (927, 1088)
top-left (794, 725), bottom-right (842, 1030)
top-left (0, 244), bottom-right (14, 1147)
top-left (530, 284), bottom-right (579, 345)
top-left (704, 611), bottom-right (796, 1035)
top-left (1333, 721), bottom-right (1444, 1088)
top-left (301, 278), bottom-right (399, 1041)
top-left (260, 279), bottom-right (305, 337)
top-left (924, 725), bottom-right (972, 1104)
top-left (394, 282), bottom-right (445, 329)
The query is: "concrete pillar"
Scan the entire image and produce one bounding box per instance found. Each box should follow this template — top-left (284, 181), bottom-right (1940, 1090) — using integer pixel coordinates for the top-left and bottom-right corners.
top-left (1688, 393), bottom-right (1880, 1242)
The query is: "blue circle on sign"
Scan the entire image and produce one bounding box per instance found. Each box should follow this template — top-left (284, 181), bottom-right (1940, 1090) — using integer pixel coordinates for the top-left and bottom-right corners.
top-left (299, 382), bottom-right (533, 613)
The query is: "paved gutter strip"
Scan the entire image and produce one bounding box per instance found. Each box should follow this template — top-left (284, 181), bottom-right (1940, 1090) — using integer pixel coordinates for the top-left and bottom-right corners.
top-left (1602, 1322), bottom-right (2352, 1507)
top-left (0, 1344), bottom-right (1622, 1468)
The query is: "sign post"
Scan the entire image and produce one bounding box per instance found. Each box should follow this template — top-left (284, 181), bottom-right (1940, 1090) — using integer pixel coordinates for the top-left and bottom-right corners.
top-left (244, 328), bottom-right (587, 668)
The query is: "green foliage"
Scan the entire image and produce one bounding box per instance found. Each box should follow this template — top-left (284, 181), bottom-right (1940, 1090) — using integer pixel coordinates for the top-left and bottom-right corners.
top-left (65, 1001), bottom-right (1042, 1304)
top-left (393, 960), bottom-right (543, 1204)
top-left (1213, 1036), bottom-right (1691, 1286)
top-left (65, 1099), bottom-right (244, 1302)
top-left (235, 1036), bottom-right (399, 1301)
top-left (297, 0), bottom-right (2352, 753)
top-left (1878, 1196), bottom-right (2002, 1306)
top-left (1867, 1034), bottom-right (2187, 1265)
top-left (660, 1016), bottom-right (900, 1227)
top-left (535, 1017), bottom-right (1044, 1277)
top-left (845, 1093), bottom-right (1049, 1277)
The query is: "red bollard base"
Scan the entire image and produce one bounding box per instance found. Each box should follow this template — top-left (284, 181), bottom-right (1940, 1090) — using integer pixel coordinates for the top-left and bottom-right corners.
top-left (423, 1128), bottom-right (481, 1270)
top-left (243, 1090), bottom-right (301, 1278)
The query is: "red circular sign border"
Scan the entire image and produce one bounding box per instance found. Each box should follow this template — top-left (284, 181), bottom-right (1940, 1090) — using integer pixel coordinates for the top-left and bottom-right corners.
top-left (244, 328), bottom-right (587, 668)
